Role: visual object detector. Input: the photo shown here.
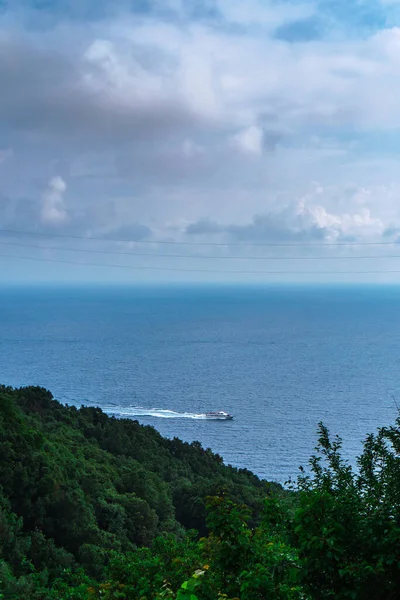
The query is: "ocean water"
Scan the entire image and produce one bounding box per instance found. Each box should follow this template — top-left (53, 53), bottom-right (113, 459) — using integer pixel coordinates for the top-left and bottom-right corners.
top-left (0, 284), bottom-right (399, 483)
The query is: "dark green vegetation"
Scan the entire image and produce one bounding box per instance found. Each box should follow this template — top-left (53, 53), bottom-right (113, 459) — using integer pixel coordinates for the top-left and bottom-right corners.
top-left (1, 386), bottom-right (400, 599)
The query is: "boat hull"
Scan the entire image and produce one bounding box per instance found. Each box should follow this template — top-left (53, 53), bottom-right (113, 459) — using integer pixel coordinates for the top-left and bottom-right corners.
top-left (204, 413), bottom-right (233, 420)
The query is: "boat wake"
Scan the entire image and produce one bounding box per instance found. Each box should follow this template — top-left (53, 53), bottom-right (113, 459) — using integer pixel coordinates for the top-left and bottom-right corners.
top-left (102, 406), bottom-right (224, 420)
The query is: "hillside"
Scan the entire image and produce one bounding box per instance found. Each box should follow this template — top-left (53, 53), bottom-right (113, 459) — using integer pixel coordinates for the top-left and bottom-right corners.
top-left (0, 385), bottom-right (279, 597)
top-left (1, 385), bottom-right (400, 599)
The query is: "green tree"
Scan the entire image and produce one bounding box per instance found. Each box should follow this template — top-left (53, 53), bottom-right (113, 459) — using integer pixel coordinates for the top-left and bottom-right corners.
top-left (294, 421), bottom-right (400, 599)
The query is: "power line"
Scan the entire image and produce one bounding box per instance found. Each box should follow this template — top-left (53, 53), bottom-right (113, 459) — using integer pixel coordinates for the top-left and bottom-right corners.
top-left (2, 252), bottom-right (400, 275)
top-left (1, 239), bottom-right (400, 260)
top-left (0, 228), bottom-right (398, 248)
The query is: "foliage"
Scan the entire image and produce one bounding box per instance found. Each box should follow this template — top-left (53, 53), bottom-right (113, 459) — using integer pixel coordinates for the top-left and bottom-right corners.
top-left (0, 385), bottom-right (271, 597)
top-left (294, 422), bottom-right (400, 599)
top-left (1, 385), bottom-right (400, 599)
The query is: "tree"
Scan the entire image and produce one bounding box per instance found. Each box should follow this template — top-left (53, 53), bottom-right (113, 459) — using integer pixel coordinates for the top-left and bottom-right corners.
top-left (294, 421), bottom-right (400, 599)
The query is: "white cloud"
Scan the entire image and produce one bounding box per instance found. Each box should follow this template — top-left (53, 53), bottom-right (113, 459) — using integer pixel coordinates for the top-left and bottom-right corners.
top-left (179, 51), bottom-right (220, 119)
top-left (77, 19), bottom-right (400, 135)
top-left (299, 201), bottom-right (385, 240)
top-left (183, 189), bottom-right (387, 244)
top-left (2, 2), bottom-right (400, 281)
top-left (41, 176), bottom-right (68, 225)
top-left (215, 0), bottom-right (316, 28)
top-left (232, 125), bottom-right (265, 155)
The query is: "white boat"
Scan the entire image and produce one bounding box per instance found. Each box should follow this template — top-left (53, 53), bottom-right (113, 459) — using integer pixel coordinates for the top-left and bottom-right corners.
top-left (204, 411), bottom-right (233, 420)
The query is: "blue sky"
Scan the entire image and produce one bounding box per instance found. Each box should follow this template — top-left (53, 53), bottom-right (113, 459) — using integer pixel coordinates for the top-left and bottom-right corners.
top-left (2, 0), bottom-right (400, 283)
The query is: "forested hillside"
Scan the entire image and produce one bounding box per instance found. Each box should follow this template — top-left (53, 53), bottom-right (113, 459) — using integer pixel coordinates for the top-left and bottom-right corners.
top-left (0, 385), bottom-right (277, 598)
top-left (1, 385), bottom-right (400, 599)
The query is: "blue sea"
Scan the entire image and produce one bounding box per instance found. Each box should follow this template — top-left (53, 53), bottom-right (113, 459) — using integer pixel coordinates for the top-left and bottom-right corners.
top-left (1, 284), bottom-right (399, 483)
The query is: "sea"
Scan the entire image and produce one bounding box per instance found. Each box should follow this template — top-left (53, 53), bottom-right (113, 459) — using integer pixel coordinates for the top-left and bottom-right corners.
top-left (1, 284), bottom-right (399, 483)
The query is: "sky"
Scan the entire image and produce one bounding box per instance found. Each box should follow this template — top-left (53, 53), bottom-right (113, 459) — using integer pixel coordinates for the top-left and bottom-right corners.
top-left (2, 0), bottom-right (400, 283)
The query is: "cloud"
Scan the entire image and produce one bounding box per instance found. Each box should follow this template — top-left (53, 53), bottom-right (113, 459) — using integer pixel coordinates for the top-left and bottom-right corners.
top-left (184, 189), bottom-right (387, 244)
top-left (0, 34), bottom-right (201, 155)
top-left (233, 126), bottom-right (265, 155)
top-left (2, 8), bottom-right (400, 159)
top-left (41, 176), bottom-right (68, 225)
top-left (2, 1), bottom-right (400, 281)
top-left (101, 223), bottom-right (153, 241)
top-left (215, 0), bottom-right (316, 28)
top-left (186, 218), bottom-right (224, 235)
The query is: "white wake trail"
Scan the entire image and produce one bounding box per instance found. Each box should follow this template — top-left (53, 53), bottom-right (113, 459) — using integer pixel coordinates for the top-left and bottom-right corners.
top-left (102, 406), bottom-right (209, 419)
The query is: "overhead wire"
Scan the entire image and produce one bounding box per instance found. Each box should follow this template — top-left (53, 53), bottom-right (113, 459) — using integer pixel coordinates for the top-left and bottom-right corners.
top-left (2, 227), bottom-right (400, 275)
top-left (1, 239), bottom-right (400, 260)
top-left (0, 228), bottom-right (399, 248)
top-left (2, 252), bottom-right (400, 275)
